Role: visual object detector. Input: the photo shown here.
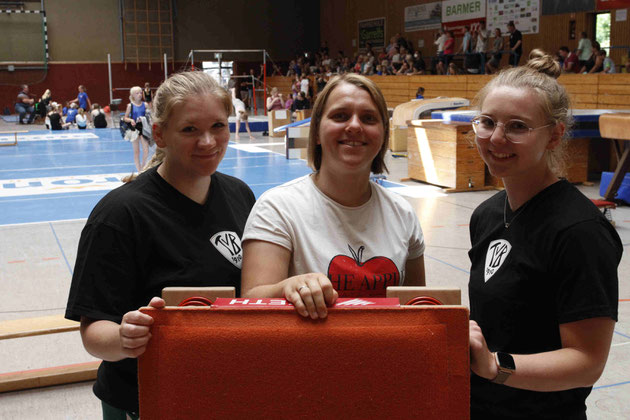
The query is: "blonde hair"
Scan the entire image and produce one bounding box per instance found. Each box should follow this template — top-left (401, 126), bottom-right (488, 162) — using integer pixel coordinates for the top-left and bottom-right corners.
top-left (152, 71), bottom-right (232, 130)
top-left (78, 108), bottom-right (85, 116)
top-left (129, 86), bottom-right (143, 103)
top-left (473, 50), bottom-right (572, 176)
top-left (307, 73), bottom-right (389, 174)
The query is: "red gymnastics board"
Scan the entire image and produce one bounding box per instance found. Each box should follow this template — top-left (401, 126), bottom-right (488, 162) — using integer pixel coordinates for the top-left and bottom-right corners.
top-left (138, 306), bottom-right (469, 420)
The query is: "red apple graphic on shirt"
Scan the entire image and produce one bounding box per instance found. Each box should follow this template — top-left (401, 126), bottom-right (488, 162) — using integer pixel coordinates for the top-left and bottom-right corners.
top-left (327, 245), bottom-right (400, 297)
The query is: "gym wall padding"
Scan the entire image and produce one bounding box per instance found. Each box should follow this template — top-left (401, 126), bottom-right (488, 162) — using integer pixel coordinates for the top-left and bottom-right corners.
top-left (138, 306), bottom-right (470, 420)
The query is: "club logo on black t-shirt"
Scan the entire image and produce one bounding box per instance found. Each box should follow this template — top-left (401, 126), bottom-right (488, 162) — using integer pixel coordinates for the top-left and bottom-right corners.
top-left (210, 231), bottom-right (243, 268)
top-left (484, 239), bottom-right (511, 282)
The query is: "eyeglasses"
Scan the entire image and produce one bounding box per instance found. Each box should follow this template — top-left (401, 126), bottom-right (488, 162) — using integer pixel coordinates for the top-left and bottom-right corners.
top-left (471, 115), bottom-right (555, 144)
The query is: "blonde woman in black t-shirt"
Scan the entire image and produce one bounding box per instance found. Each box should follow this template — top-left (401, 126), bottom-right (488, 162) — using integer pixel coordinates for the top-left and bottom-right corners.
top-left (468, 51), bottom-right (621, 419)
top-left (66, 71), bottom-right (256, 418)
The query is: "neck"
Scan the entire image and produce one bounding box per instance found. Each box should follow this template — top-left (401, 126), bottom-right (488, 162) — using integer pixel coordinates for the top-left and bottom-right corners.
top-left (503, 167), bottom-right (559, 210)
top-left (312, 168), bottom-right (372, 207)
top-left (157, 162), bottom-right (212, 205)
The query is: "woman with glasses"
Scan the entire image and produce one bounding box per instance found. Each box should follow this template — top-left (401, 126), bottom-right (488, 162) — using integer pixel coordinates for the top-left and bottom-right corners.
top-left (467, 50), bottom-right (621, 419)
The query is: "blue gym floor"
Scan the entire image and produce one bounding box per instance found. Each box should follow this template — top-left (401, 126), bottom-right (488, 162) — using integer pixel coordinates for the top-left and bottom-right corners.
top-left (0, 128), bottom-right (316, 226)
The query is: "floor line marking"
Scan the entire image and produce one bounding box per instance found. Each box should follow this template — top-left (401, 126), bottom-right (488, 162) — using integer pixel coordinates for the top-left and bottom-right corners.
top-left (7, 260), bottom-right (25, 264)
top-left (592, 380), bottom-right (630, 390)
top-left (49, 222), bottom-right (73, 276)
top-left (0, 218), bottom-right (87, 228)
top-left (614, 330), bottom-right (630, 340)
top-left (424, 254), bottom-right (470, 275)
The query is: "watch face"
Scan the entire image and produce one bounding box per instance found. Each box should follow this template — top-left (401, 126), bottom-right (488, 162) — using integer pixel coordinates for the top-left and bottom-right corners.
top-left (497, 352), bottom-right (516, 370)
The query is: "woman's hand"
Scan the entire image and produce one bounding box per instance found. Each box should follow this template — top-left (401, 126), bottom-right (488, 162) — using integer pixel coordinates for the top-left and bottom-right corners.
top-left (282, 273), bottom-right (338, 319)
top-left (118, 297), bottom-right (165, 358)
top-left (469, 320), bottom-right (498, 380)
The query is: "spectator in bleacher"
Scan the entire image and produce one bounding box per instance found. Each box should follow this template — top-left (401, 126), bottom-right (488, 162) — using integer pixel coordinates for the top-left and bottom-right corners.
top-left (390, 47), bottom-right (403, 71)
top-left (443, 30), bottom-right (456, 68)
top-left (577, 32), bottom-right (593, 70)
top-left (507, 21), bottom-right (523, 67)
top-left (266, 87), bottom-right (285, 112)
top-left (15, 84), bottom-right (36, 124)
top-left (284, 92), bottom-right (294, 110)
top-left (486, 28), bottom-right (504, 74)
top-left (458, 25), bottom-right (473, 69)
top-left (600, 49), bottom-right (616, 74)
top-left (380, 59), bottom-right (395, 75)
top-left (475, 21), bottom-right (490, 74)
top-left (385, 35), bottom-right (398, 55)
top-left (291, 91), bottom-right (309, 114)
top-left (585, 43), bottom-right (604, 73)
top-left (558, 46), bottom-right (579, 73)
top-left (271, 64), bottom-right (282, 76)
top-left (447, 62), bottom-right (462, 75)
top-left (433, 28), bottom-right (447, 74)
top-left (353, 55), bottom-right (364, 73)
top-left (396, 61), bottom-right (412, 75)
top-left (300, 74), bottom-right (310, 99)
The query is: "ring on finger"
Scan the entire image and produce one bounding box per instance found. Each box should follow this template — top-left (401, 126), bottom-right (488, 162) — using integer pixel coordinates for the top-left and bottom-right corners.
top-left (297, 285), bottom-right (308, 293)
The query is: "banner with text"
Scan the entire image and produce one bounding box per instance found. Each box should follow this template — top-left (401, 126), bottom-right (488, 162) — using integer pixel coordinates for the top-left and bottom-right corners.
top-left (442, 0), bottom-right (485, 23)
top-left (487, 0), bottom-right (541, 34)
top-left (404, 2), bottom-right (443, 32)
top-left (358, 17), bottom-right (386, 51)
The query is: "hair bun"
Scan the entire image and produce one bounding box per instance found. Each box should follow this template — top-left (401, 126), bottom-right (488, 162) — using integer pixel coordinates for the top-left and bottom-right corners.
top-left (525, 49), bottom-right (561, 79)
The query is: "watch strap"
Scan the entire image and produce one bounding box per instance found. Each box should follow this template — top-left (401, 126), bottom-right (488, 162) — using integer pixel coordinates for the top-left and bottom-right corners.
top-left (491, 352), bottom-right (514, 384)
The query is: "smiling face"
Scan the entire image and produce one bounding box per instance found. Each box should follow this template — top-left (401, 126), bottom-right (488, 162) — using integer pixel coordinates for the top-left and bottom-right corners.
top-left (476, 85), bottom-right (559, 180)
top-left (153, 93), bottom-right (230, 181)
top-left (316, 82), bottom-right (384, 176)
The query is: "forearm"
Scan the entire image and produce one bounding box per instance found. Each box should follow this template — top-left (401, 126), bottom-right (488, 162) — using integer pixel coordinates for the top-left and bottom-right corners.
top-left (80, 318), bottom-right (127, 362)
top-left (504, 347), bottom-right (607, 391)
top-left (242, 278), bottom-right (290, 299)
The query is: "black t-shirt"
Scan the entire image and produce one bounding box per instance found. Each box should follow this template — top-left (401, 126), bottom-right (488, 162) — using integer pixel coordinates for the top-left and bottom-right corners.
top-left (94, 111), bottom-right (107, 128)
top-left (65, 166), bottom-right (256, 413)
top-left (468, 180), bottom-right (621, 419)
top-left (49, 113), bottom-right (62, 130)
top-left (509, 29), bottom-right (522, 55)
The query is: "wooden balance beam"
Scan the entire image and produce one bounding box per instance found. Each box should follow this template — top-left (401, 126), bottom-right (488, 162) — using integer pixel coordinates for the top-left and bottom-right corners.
top-left (0, 130), bottom-right (27, 146)
top-left (599, 113), bottom-right (630, 201)
top-left (0, 314), bottom-right (98, 393)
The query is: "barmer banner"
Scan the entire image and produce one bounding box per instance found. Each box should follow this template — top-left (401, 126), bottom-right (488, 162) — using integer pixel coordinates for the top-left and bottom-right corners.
top-left (442, 0), bottom-right (485, 23)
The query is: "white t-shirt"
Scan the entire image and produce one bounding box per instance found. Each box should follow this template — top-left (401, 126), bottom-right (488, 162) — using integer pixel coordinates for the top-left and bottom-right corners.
top-left (476, 30), bottom-right (490, 53)
top-left (243, 175), bottom-right (425, 297)
top-left (76, 114), bottom-right (87, 128)
top-left (435, 34), bottom-right (447, 53)
top-left (233, 97), bottom-right (246, 114)
top-left (300, 78), bottom-right (309, 95)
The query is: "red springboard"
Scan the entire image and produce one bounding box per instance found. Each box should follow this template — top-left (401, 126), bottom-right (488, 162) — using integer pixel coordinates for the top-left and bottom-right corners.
top-left (138, 306), bottom-right (469, 419)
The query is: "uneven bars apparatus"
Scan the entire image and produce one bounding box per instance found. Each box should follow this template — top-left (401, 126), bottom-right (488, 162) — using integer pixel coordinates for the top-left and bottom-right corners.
top-left (188, 49), bottom-right (268, 115)
top-left (107, 53), bottom-right (169, 105)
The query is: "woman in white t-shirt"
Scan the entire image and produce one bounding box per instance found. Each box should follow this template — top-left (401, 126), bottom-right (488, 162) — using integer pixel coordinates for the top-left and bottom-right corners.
top-left (241, 74), bottom-right (426, 319)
